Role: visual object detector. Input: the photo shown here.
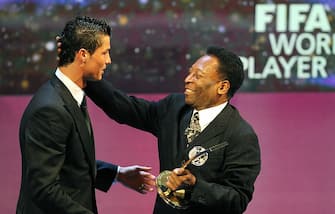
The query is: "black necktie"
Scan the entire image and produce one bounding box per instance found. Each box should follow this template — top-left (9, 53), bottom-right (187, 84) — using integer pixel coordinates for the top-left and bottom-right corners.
top-left (184, 111), bottom-right (201, 145)
top-left (81, 96), bottom-right (92, 137)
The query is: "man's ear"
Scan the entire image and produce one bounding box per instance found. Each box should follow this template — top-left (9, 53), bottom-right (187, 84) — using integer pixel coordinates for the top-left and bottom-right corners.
top-left (217, 80), bottom-right (230, 95)
top-left (78, 48), bottom-right (89, 65)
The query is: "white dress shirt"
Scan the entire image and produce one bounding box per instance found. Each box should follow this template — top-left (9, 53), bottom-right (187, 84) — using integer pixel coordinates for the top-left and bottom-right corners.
top-left (194, 102), bottom-right (228, 132)
top-left (55, 68), bottom-right (85, 107)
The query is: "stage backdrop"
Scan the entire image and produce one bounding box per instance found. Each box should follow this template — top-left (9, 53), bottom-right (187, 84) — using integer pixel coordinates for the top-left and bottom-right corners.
top-left (1, 92), bottom-right (334, 214)
top-left (1, 0), bottom-right (335, 94)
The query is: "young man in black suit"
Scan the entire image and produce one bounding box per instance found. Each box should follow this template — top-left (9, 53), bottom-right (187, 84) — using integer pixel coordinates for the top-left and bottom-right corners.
top-left (17, 16), bottom-right (155, 214)
top-left (85, 46), bottom-right (261, 214)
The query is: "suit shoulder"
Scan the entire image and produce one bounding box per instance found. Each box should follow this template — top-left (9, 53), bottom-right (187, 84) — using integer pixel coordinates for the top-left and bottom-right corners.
top-left (158, 93), bottom-right (186, 111)
top-left (163, 93), bottom-right (185, 106)
top-left (24, 81), bottom-right (66, 117)
top-left (228, 104), bottom-right (257, 135)
top-left (33, 81), bottom-right (63, 104)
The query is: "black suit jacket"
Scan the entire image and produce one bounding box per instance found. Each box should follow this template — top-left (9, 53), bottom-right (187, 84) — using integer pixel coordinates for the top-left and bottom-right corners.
top-left (17, 76), bottom-right (118, 214)
top-left (86, 79), bottom-right (261, 214)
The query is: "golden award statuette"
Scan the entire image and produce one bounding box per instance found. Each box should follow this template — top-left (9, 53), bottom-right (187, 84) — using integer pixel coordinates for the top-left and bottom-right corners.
top-left (156, 142), bottom-right (228, 209)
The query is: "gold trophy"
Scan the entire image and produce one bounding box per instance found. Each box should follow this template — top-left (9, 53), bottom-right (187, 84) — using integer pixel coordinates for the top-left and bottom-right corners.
top-left (156, 142), bottom-right (228, 209)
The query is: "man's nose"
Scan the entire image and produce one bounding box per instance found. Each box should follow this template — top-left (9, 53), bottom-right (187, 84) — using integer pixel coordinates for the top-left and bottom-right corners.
top-left (106, 56), bottom-right (112, 64)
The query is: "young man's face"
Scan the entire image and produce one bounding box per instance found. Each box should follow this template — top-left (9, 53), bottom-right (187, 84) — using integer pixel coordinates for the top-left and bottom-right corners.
top-left (84, 35), bottom-right (111, 81)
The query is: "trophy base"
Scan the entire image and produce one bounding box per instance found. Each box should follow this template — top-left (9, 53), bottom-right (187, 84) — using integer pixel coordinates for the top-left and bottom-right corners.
top-left (156, 170), bottom-right (189, 209)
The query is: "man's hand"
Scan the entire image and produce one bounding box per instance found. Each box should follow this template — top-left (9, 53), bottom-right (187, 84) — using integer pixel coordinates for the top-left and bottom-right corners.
top-left (117, 165), bottom-right (156, 194)
top-left (166, 168), bottom-right (196, 191)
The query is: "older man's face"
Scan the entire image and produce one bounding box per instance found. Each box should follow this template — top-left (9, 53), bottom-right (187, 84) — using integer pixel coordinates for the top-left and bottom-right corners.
top-left (184, 55), bottom-right (225, 110)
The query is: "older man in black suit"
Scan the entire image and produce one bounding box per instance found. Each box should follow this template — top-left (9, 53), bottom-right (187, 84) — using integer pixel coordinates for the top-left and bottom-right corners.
top-left (85, 46), bottom-right (261, 214)
top-left (17, 16), bottom-right (155, 214)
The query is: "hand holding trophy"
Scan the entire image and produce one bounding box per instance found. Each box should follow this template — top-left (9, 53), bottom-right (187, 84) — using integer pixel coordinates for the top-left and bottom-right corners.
top-left (156, 142), bottom-right (228, 209)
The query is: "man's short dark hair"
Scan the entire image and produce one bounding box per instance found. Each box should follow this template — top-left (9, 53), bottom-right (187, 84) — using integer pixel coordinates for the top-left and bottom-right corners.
top-left (58, 16), bottom-right (111, 67)
top-left (206, 46), bottom-right (244, 99)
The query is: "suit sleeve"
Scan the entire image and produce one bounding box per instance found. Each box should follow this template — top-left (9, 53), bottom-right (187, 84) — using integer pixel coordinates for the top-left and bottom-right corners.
top-left (189, 127), bottom-right (261, 214)
top-left (24, 106), bottom-right (94, 214)
top-left (86, 79), bottom-right (160, 135)
top-left (95, 160), bottom-right (118, 192)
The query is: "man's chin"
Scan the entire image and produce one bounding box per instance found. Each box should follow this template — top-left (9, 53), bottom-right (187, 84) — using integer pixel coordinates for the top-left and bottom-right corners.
top-left (86, 75), bottom-right (103, 82)
top-left (184, 97), bottom-right (193, 106)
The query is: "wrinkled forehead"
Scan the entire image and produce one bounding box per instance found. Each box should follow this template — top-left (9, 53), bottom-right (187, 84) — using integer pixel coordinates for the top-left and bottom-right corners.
top-left (191, 55), bottom-right (219, 71)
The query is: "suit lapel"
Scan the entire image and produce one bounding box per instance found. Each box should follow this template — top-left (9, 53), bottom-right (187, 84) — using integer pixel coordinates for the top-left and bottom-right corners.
top-left (50, 76), bottom-right (96, 177)
top-left (175, 107), bottom-right (193, 166)
top-left (190, 104), bottom-right (235, 148)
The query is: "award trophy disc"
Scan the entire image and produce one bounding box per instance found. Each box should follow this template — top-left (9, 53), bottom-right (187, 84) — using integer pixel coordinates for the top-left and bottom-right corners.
top-left (156, 142), bottom-right (228, 209)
